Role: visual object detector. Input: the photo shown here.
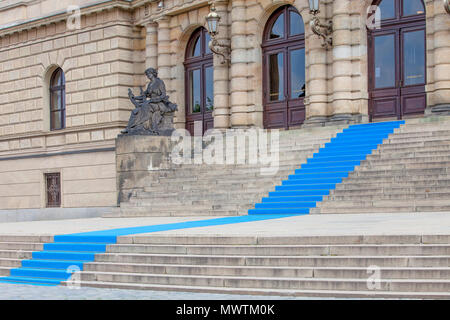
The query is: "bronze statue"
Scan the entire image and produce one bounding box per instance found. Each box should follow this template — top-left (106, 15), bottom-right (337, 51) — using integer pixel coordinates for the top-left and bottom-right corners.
top-left (121, 68), bottom-right (178, 135)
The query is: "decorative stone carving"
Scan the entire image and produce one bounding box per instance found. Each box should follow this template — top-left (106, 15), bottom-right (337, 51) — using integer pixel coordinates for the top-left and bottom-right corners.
top-left (121, 68), bottom-right (177, 136)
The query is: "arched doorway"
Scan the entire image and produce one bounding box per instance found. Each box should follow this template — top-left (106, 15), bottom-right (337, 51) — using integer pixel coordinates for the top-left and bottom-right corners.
top-left (262, 5), bottom-right (306, 129)
top-left (184, 27), bottom-right (214, 135)
top-left (368, 0), bottom-right (426, 120)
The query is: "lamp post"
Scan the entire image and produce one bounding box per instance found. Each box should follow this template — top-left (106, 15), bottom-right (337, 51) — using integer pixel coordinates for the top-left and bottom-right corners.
top-left (308, 0), bottom-right (332, 48)
top-left (205, 2), bottom-right (230, 64)
top-left (445, 0), bottom-right (450, 14)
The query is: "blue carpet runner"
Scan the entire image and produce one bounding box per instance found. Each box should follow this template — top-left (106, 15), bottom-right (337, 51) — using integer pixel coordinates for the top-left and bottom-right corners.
top-left (248, 120), bottom-right (405, 215)
top-left (0, 120), bottom-right (404, 286)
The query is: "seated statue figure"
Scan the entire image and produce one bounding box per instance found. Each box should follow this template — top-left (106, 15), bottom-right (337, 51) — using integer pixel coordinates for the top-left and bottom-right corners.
top-left (121, 68), bottom-right (178, 135)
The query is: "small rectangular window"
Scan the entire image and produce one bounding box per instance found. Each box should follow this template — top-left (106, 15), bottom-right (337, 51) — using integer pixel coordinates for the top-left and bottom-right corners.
top-left (45, 173), bottom-right (61, 208)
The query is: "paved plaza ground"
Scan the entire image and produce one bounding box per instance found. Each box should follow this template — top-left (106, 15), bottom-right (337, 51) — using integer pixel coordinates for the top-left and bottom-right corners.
top-left (0, 282), bottom-right (300, 300)
top-left (0, 212), bottom-right (448, 237)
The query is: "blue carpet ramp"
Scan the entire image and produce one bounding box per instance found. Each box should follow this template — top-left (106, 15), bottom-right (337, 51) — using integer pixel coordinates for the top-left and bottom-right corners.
top-left (249, 120), bottom-right (405, 215)
top-left (0, 214), bottom-right (296, 286)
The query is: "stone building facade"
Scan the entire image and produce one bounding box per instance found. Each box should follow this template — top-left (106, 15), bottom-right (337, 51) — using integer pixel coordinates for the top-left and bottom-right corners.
top-left (0, 0), bottom-right (448, 219)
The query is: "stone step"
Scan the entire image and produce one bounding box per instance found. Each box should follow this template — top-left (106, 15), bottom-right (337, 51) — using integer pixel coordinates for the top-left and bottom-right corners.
top-left (373, 146), bottom-right (450, 157)
top-left (82, 262), bottom-right (450, 280)
top-left (0, 258), bottom-right (22, 268)
top-left (139, 188), bottom-right (271, 198)
top-left (361, 156), bottom-right (450, 167)
top-left (0, 235), bottom-right (53, 243)
top-left (105, 244), bottom-right (450, 256)
top-left (116, 234), bottom-right (449, 245)
top-left (377, 139), bottom-right (450, 151)
top-left (316, 199), bottom-right (450, 209)
top-left (334, 180), bottom-right (450, 190)
top-left (119, 202), bottom-right (253, 212)
top-left (0, 250), bottom-right (33, 259)
top-left (336, 174), bottom-right (450, 185)
top-left (75, 271), bottom-right (450, 292)
top-left (65, 280), bottom-right (450, 299)
top-left (0, 266), bottom-right (11, 277)
top-left (106, 209), bottom-right (242, 218)
top-left (147, 177), bottom-right (286, 188)
top-left (351, 168), bottom-right (448, 178)
top-left (386, 135), bottom-right (450, 144)
top-left (134, 192), bottom-right (262, 202)
top-left (326, 193), bottom-right (450, 201)
top-left (94, 253), bottom-right (450, 268)
top-left (312, 206), bottom-right (450, 214)
top-left (332, 186), bottom-right (450, 194)
top-left (0, 242), bottom-right (43, 251)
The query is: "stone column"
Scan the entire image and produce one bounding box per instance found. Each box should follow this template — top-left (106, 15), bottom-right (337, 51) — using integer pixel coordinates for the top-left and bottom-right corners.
top-left (230, 0), bottom-right (249, 128)
top-left (145, 21), bottom-right (158, 70)
top-left (213, 0), bottom-right (231, 130)
top-left (303, 8), bottom-right (330, 126)
top-left (425, 0), bottom-right (450, 115)
top-left (156, 16), bottom-right (171, 88)
top-left (329, 0), bottom-right (356, 123)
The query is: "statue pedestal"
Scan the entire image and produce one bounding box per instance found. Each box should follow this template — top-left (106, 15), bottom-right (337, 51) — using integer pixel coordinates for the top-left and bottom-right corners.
top-left (116, 135), bottom-right (174, 203)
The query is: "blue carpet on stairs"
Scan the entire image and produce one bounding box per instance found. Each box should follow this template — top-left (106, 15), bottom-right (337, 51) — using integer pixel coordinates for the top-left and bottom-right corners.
top-left (0, 120), bottom-right (404, 286)
top-left (248, 120), bottom-right (405, 215)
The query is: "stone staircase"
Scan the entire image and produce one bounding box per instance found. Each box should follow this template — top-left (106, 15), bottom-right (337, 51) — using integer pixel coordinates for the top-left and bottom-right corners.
top-left (312, 117), bottom-right (450, 214)
top-left (1, 234), bottom-right (449, 298)
top-left (107, 125), bottom-right (347, 217)
top-left (109, 117), bottom-right (450, 217)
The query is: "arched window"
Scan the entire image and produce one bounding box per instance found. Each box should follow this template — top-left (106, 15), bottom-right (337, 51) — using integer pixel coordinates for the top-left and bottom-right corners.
top-left (184, 27), bottom-right (213, 135)
top-left (49, 68), bottom-right (66, 130)
top-left (262, 5), bottom-right (306, 129)
top-left (368, 0), bottom-right (426, 120)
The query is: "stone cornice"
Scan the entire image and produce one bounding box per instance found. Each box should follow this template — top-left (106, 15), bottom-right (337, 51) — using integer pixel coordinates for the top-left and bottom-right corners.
top-left (0, 0), bottom-right (133, 37)
top-left (134, 0), bottom-right (210, 26)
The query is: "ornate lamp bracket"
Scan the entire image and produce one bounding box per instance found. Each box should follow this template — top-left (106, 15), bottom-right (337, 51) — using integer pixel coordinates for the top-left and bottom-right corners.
top-left (206, 2), bottom-right (231, 65)
top-left (310, 14), bottom-right (333, 49)
top-left (209, 37), bottom-right (230, 65)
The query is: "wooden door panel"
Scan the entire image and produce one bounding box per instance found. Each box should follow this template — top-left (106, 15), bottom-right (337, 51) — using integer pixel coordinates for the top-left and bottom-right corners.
top-left (371, 97), bottom-right (399, 118)
top-left (265, 108), bottom-right (287, 129)
top-left (288, 107), bottom-right (305, 127)
top-left (402, 93), bottom-right (426, 115)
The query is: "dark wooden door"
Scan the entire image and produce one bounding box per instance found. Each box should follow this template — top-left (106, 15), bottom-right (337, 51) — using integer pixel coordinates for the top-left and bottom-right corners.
top-left (368, 0), bottom-right (426, 120)
top-left (262, 6), bottom-right (306, 129)
top-left (185, 28), bottom-right (214, 135)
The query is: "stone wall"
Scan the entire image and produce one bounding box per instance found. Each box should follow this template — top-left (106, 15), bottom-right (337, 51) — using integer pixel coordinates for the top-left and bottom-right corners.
top-left (0, 149), bottom-right (116, 210)
top-left (0, 4), bottom-right (145, 210)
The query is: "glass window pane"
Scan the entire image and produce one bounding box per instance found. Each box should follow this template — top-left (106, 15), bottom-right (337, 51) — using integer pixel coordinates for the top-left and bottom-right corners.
top-left (190, 69), bottom-right (201, 113)
top-left (374, 34), bottom-right (396, 88)
top-left (290, 49), bottom-right (305, 99)
top-left (205, 66), bottom-right (214, 111)
top-left (51, 69), bottom-right (61, 87)
top-left (403, 0), bottom-right (425, 16)
top-left (191, 36), bottom-right (201, 57)
top-left (51, 90), bottom-right (62, 111)
top-left (59, 70), bottom-right (65, 86)
top-left (205, 32), bottom-right (212, 55)
top-left (289, 11), bottom-right (304, 36)
top-left (270, 13), bottom-right (284, 39)
top-left (269, 53), bottom-right (284, 101)
top-left (403, 30), bottom-right (425, 86)
top-left (378, 0), bottom-right (396, 20)
top-left (51, 111), bottom-right (62, 130)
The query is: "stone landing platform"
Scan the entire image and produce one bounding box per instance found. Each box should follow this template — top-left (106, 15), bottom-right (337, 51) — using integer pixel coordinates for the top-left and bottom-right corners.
top-left (0, 211), bottom-right (449, 238)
